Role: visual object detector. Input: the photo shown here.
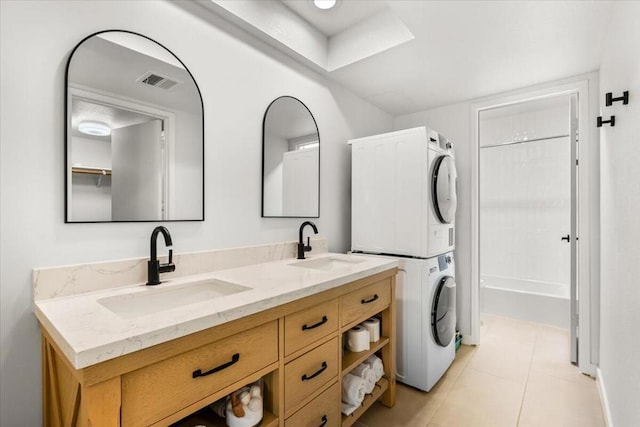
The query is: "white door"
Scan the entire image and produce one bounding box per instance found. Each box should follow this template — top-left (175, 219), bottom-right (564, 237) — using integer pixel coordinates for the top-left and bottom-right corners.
top-left (282, 146), bottom-right (319, 217)
top-left (111, 119), bottom-right (164, 221)
top-left (569, 94), bottom-right (579, 364)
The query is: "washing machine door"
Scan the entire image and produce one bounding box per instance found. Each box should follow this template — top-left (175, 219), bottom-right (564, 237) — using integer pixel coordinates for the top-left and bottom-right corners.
top-left (432, 155), bottom-right (457, 224)
top-left (431, 276), bottom-right (456, 347)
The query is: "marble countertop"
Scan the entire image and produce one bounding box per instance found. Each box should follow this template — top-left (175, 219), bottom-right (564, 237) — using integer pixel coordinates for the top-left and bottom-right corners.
top-left (34, 253), bottom-right (397, 369)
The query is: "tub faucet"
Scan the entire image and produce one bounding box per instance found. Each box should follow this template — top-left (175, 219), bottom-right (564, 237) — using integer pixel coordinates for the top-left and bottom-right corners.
top-left (147, 226), bottom-right (175, 285)
top-left (297, 221), bottom-right (318, 260)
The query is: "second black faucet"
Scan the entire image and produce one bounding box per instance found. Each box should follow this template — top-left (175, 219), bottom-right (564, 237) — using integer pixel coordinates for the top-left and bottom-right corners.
top-left (147, 226), bottom-right (176, 285)
top-left (297, 221), bottom-right (318, 260)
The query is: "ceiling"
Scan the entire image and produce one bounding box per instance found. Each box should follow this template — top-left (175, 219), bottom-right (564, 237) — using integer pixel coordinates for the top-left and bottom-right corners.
top-left (70, 35), bottom-right (201, 114)
top-left (281, 0), bottom-right (388, 37)
top-left (186, 1), bottom-right (614, 116)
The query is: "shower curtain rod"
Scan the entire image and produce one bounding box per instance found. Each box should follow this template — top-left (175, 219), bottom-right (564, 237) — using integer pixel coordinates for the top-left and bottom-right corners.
top-left (480, 134), bottom-right (570, 149)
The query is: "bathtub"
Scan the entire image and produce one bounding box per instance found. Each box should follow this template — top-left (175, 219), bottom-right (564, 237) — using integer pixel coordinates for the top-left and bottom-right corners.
top-left (480, 274), bottom-right (570, 328)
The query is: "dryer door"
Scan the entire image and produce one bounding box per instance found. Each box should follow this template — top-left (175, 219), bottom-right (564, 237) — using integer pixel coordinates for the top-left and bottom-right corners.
top-left (431, 276), bottom-right (456, 347)
top-left (432, 155), bottom-right (457, 224)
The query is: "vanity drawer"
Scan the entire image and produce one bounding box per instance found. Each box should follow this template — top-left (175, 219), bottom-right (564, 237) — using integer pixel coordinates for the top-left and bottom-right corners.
top-left (285, 381), bottom-right (341, 427)
top-left (285, 337), bottom-right (339, 411)
top-left (285, 298), bottom-right (339, 356)
top-left (121, 321), bottom-right (278, 427)
top-left (341, 279), bottom-right (391, 327)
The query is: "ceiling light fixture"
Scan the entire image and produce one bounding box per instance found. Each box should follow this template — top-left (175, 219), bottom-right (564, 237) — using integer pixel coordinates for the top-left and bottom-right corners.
top-left (313, 0), bottom-right (336, 10)
top-left (78, 121), bottom-right (111, 136)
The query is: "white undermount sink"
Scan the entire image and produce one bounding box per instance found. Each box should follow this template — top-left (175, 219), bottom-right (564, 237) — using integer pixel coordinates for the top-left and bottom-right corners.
top-left (289, 255), bottom-right (366, 272)
top-left (98, 279), bottom-right (252, 319)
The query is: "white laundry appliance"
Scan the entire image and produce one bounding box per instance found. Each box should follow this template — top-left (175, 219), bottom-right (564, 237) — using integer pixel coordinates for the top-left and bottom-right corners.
top-left (350, 126), bottom-right (457, 259)
top-left (349, 126), bottom-right (458, 392)
top-left (352, 252), bottom-right (456, 392)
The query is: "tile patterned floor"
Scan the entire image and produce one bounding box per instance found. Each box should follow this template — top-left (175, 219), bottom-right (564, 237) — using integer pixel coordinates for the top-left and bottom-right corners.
top-left (354, 314), bottom-right (605, 427)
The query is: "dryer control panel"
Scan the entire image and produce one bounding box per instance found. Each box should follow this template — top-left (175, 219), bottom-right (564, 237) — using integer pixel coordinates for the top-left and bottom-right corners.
top-left (437, 253), bottom-right (453, 271)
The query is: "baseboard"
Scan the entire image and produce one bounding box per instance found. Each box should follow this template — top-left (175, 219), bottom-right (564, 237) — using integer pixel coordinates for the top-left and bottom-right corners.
top-left (461, 334), bottom-right (478, 345)
top-left (596, 367), bottom-right (614, 427)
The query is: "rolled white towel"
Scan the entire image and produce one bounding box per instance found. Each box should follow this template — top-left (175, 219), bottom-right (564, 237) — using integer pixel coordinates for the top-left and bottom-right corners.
top-left (365, 355), bottom-right (384, 381)
top-left (341, 402), bottom-right (359, 416)
top-left (342, 373), bottom-right (366, 406)
top-left (351, 363), bottom-right (376, 394)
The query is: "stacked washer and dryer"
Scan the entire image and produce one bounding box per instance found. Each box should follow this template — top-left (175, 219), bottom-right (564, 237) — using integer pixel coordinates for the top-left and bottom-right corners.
top-left (349, 126), bottom-right (458, 392)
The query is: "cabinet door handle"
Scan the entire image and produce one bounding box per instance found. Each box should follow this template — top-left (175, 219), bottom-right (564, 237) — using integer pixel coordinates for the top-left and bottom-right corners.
top-left (192, 353), bottom-right (240, 378)
top-left (302, 315), bottom-right (328, 331)
top-left (301, 361), bottom-right (327, 381)
top-left (361, 294), bottom-right (379, 304)
top-left (318, 415), bottom-right (328, 427)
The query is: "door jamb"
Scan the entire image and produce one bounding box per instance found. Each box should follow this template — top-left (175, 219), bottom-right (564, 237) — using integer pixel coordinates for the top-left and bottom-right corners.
top-left (469, 79), bottom-right (596, 376)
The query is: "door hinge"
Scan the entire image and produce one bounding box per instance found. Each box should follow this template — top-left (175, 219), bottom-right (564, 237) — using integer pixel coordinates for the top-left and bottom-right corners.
top-left (576, 159), bottom-right (579, 166)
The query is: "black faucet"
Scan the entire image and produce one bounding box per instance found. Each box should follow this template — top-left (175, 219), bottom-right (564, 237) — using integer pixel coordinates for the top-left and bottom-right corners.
top-left (147, 226), bottom-right (175, 285)
top-left (297, 221), bottom-right (319, 260)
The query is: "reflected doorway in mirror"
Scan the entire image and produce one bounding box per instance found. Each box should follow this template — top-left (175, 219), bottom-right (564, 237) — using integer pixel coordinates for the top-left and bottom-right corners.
top-left (262, 96), bottom-right (320, 218)
top-left (65, 30), bottom-right (204, 222)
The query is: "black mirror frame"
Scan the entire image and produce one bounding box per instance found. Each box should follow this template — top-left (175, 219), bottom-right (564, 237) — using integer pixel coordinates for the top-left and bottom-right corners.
top-left (261, 95), bottom-right (320, 218)
top-left (64, 29), bottom-right (205, 223)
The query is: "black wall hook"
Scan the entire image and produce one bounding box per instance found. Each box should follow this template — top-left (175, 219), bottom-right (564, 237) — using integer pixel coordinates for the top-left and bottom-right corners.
top-left (605, 91), bottom-right (629, 106)
top-left (597, 116), bottom-right (615, 128)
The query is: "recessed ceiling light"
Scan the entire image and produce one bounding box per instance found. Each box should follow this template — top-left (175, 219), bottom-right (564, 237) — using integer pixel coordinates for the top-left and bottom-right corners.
top-left (78, 121), bottom-right (111, 136)
top-left (313, 0), bottom-right (336, 10)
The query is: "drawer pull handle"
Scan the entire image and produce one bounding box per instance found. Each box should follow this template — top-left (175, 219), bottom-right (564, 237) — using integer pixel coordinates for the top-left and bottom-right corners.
top-left (302, 315), bottom-right (328, 331)
top-left (301, 361), bottom-right (327, 381)
top-left (192, 353), bottom-right (240, 379)
top-left (318, 415), bottom-right (328, 427)
top-left (361, 294), bottom-right (379, 304)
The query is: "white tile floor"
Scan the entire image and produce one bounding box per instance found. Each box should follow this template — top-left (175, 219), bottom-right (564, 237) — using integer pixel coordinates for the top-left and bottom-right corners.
top-left (354, 314), bottom-right (605, 427)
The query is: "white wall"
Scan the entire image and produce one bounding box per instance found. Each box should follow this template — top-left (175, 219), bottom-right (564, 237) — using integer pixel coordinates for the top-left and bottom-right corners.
top-left (0, 1), bottom-right (393, 425)
top-left (598, 2), bottom-right (640, 426)
top-left (172, 109), bottom-right (203, 220)
top-left (264, 134), bottom-right (288, 216)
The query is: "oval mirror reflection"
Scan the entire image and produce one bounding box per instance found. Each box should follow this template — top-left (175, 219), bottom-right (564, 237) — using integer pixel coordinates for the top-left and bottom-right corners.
top-left (65, 31), bottom-right (204, 222)
top-left (262, 96), bottom-right (319, 218)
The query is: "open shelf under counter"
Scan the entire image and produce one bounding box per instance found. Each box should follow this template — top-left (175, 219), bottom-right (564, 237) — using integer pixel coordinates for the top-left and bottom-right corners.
top-left (171, 408), bottom-right (278, 427)
top-left (341, 378), bottom-right (389, 427)
top-left (341, 336), bottom-right (389, 376)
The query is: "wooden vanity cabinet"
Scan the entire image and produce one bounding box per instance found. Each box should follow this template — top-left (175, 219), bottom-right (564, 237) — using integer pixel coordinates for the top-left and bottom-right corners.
top-left (40, 268), bottom-right (396, 427)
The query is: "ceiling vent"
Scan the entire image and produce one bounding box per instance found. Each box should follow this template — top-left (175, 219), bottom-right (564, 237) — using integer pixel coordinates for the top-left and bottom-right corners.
top-left (137, 72), bottom-right (180, 90)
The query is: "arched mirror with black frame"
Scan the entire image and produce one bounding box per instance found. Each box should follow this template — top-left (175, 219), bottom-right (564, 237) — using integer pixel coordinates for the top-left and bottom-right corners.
top-left (261, 96), bottom-right (320, 218)
top-left (65, 30), bottom-right (204, 222)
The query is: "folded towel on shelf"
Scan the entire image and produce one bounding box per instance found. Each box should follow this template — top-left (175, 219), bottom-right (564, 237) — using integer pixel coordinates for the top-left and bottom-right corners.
top-left (342, 373), bottom-right (366, 406)
top-left (351, 363), bottom-right (376, 394)
top-left (365, 355), bottom-right (384, 381)
top-left (341, 401), bottom-right (359, 416)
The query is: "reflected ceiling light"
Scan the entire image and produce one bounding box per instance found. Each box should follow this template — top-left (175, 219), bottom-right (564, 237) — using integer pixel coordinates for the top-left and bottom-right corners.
top-left (313, 0), bottom-right (336, 10)
top-left (78, 121), bottom-right (111, 136)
